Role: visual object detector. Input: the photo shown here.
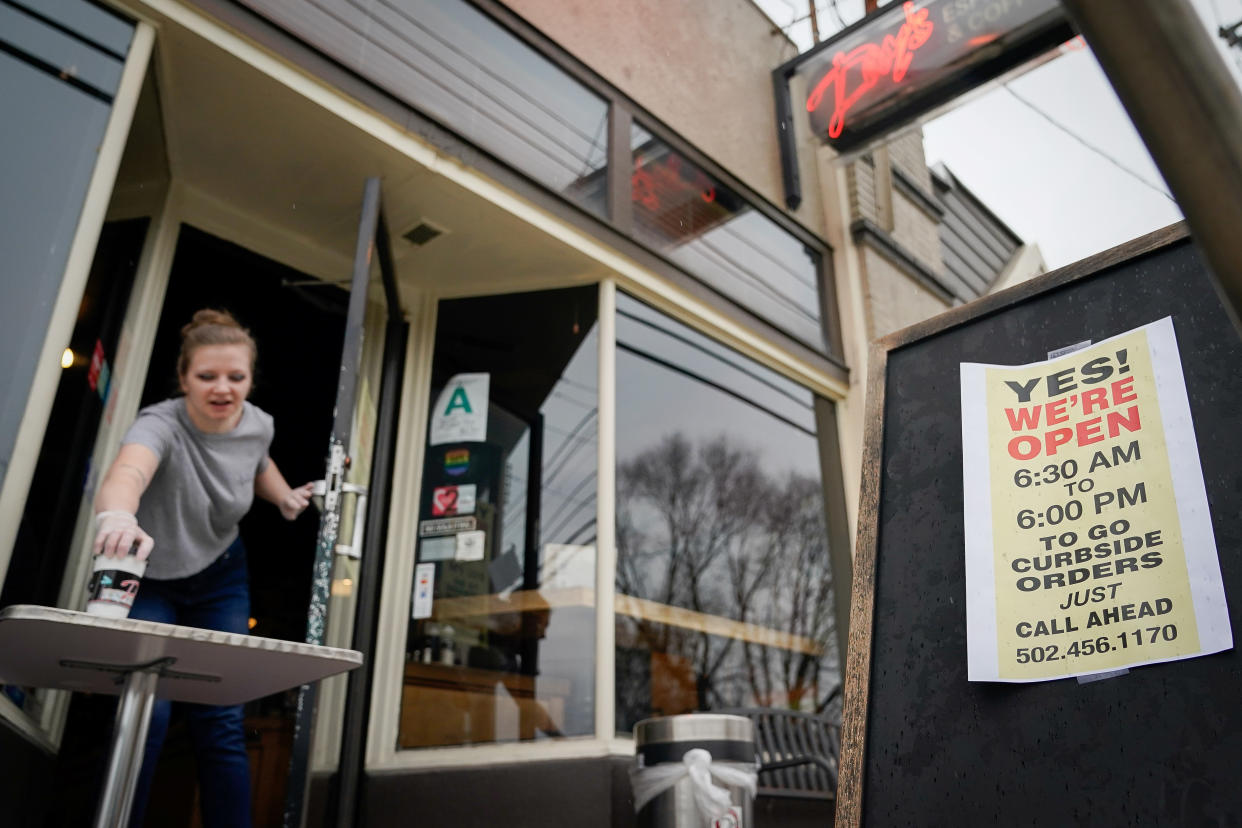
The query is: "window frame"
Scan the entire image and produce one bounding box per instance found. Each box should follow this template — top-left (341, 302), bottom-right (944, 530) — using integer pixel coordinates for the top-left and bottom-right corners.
top-left (371, 275), bottom-right (852, 771)
top-left (468, 0), bottom-right (845, 360)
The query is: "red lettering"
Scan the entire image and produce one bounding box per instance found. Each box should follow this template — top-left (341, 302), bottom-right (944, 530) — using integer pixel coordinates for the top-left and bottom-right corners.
top-left (1111, 376), bottom-right (1137, 404)
top-left (1081, 387), bottom-right (1108, 415)
top-left (1007, 405), bottom-right (1141, 459)
top-left (1045, 397), bottom-right (1069, 425)
top-left (1107, 405), bottom-right (1141, 437)
top-left (1008, 435), bottom-right (1041, 460)
top-left (1045, 427), bottom-right (1074, 456)
top-left (1076, 416), bottom-right (1104, 447)
top-left (1004, 405), bottom-right (1041, 431)
top-left (805, 2), bottom-right (934, 138)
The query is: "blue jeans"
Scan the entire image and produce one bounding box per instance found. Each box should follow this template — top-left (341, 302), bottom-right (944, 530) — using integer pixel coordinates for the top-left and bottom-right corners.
top-left (126, 537), bottom-right (252, 828)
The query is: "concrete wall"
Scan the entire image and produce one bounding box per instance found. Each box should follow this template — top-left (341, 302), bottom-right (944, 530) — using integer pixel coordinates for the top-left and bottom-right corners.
top-left (501, 0), bottom-right (826, 236)
top-left (817, 129), bottom-right (952, 534)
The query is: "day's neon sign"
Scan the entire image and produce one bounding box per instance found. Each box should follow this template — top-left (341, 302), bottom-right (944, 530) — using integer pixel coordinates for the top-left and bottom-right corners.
top-left (805, 1), bottom-right (934, 139)
top-left (787, 0), bottom-right (1069, 154)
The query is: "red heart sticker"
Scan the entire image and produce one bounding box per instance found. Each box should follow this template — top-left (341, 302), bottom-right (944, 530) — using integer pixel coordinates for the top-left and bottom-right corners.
top-left (432, 486), bottom-right (459, 516)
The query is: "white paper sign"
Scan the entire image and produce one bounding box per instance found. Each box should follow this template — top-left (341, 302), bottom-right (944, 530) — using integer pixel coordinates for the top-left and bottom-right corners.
top-left (429, 373), bottom-right (489, 445)
top-left (412, 562), bottom-right (435, 619)
top-left (455, 530), bottom-right (486, 562)
top-left (419, 536), bottom-right (456, 562)
top-left (961, 317), bottom-right (1232, 682)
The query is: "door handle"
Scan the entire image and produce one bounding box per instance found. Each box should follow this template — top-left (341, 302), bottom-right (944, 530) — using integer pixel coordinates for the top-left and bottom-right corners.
top-left (310, 480), bottom-right (368, 559)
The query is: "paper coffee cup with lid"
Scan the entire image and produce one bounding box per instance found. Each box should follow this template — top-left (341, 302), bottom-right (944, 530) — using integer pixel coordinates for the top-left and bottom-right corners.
top-left (86, 548), bottom-right (147, 618)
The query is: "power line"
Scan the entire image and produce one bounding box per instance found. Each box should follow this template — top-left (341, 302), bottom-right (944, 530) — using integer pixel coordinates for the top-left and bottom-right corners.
top-left (824, 0), bottom-right (848, 29)
top-left (1001, 84), bottom-right (1177, 205)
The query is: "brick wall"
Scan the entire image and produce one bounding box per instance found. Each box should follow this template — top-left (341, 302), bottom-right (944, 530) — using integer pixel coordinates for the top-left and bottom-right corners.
top-left (891, 189), bottom-right (943, 274)
top-left (888, 130), bottom-right (932, 191)
top-left (847, 157), bottom-right (879, 225)
top-left (860, 247), bottom-right (950, 340)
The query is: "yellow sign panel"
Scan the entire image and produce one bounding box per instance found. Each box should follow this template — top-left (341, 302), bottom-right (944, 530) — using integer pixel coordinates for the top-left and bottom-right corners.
top-left (961, 318), bottom-right (1231, 682)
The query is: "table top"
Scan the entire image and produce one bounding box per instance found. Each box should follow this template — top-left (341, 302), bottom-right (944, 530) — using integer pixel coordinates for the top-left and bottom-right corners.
top-left (0, 605), bottom-right (362, 705)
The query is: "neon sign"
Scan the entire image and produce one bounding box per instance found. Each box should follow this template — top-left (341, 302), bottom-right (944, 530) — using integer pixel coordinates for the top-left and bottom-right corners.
top-left (788, 0), bottom-right (1068, 153)
top-left (806, 2), bottom-right (934, 140)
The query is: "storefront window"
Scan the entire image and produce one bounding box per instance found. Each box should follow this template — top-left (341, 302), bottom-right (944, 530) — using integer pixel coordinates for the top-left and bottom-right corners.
top-left (239, 0), bottom-right (610, 218)
top-left (398, 286), bottom-right (598, 748)
top-left (630, 125), bottom-right (825, 351)
top-left (0, 0), bottom-right (133, 506)
top-left (614, 293), bottom-right (839, 732)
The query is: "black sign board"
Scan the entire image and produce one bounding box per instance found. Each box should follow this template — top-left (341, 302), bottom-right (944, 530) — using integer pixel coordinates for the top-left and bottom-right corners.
top-left (838, 224), bottom-right (1242, 825)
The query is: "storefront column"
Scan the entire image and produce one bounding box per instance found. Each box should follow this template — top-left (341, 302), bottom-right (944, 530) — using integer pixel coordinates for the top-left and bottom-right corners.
top-left (594, 279), bottom-right (617, 742)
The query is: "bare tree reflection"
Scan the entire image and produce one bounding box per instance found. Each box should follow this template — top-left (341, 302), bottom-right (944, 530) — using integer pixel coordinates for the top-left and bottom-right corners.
top-left (616, 432), bottom-right (840, 725)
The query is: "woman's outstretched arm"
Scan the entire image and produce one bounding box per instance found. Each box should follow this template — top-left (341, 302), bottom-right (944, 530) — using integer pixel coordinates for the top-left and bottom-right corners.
top-left (93, 443), bottom-right (159, 558)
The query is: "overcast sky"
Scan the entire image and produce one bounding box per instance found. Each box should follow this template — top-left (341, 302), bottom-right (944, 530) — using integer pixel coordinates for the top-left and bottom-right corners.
top-left (756, 0), bottom-right (1242, 268)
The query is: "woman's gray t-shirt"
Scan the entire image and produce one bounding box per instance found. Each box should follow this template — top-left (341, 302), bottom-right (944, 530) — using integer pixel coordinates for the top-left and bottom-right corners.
top-left (122, 398), bottom-right (273, 579)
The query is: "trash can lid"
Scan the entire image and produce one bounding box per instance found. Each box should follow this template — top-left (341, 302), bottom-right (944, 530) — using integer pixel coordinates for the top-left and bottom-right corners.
top-left (635, 713), bottom-right (753, 746)
top-left (634, 714), bottom-right (754, 765)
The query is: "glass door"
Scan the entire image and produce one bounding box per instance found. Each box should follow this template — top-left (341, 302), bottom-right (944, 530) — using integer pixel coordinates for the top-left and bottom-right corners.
top-left (285, 177), bottom-right (402, 827)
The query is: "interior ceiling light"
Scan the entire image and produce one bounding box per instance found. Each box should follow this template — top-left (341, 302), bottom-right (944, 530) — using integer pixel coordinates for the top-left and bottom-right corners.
top-left (402, 219), bottom-right (448, 246)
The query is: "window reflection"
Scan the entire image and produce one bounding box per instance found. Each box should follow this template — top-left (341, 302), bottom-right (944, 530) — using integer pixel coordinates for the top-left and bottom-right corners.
top-left (630, 125), bottom-right (825, 350)
top-left (0, 2), bottom-right (132, 562)
top-left (614, 293), bottom-right (839, 732)
top-left (334, 0), bottom-right (610, 217)
top-left (399, 286), bottom-right (598, 748)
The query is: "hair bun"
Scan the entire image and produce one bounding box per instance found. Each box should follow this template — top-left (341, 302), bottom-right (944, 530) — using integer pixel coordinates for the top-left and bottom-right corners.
top-left (181, 308), bottom-right (241, 339)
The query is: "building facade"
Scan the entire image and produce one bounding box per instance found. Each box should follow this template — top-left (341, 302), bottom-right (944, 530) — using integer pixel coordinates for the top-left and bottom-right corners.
top-left (0, 0), bottom-right (1041, 825)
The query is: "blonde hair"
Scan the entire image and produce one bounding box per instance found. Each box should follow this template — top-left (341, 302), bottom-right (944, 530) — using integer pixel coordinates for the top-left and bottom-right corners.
top-left (177, 309), bottom-right (257, 378)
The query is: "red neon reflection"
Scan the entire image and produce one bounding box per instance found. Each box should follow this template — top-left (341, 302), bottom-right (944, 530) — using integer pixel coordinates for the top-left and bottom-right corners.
top-left (805, 1), bottom-right (934, 139)
top-left (632, 151), bottom-right (717, 212)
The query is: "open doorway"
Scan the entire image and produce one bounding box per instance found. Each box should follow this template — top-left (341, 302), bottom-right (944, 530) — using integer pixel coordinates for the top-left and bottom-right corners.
top-left (139, 224), bottom-right (346, 644)
top-left (145, 224), bottom-right (347, 825)
top-left (52, 225), bottom-right (347, 826)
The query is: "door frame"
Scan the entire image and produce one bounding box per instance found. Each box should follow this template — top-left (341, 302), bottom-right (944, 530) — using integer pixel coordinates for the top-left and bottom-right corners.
top-left (284, 177), bottom-right (405, 828)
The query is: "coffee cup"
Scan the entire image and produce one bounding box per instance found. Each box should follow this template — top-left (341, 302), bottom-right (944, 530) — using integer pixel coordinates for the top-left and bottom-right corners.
top-left (86, 550), bottom-right (147, 618)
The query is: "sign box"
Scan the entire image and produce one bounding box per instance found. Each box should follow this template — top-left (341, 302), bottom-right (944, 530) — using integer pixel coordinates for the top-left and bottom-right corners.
top-left (777, 0), bottom-right (1072, 155)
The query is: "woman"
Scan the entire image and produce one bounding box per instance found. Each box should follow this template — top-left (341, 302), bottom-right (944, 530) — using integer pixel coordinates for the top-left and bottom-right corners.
top-left (92, 308), bottom-right (314, 828)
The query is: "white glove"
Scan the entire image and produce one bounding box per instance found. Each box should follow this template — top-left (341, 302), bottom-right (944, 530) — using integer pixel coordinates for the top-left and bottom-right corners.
top-left (93, 510), bottom-right (154, 560)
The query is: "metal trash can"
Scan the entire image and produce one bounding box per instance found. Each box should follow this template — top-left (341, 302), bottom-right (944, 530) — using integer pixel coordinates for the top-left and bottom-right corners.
top-left (631, 714), bottom-right (757, 828)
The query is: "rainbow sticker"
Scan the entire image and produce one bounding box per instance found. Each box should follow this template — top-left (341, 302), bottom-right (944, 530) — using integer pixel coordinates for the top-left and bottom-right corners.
top-left (444, 449), bottom-right (470, 476)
